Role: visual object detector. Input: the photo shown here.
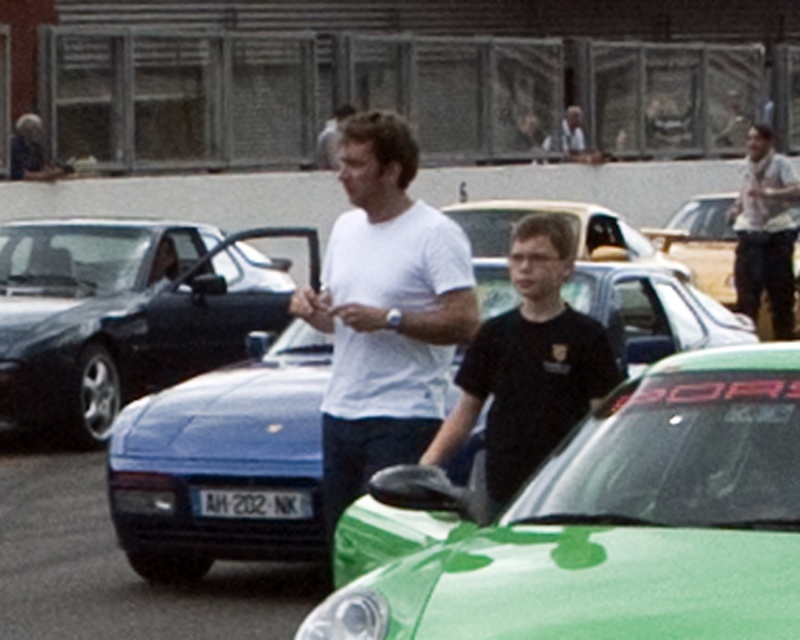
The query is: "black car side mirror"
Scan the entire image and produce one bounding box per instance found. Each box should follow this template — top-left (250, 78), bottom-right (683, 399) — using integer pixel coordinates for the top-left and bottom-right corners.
top-left (190, 273), bottom-right (227, 297)
top-left (369, 464), bottom-right (466, 512)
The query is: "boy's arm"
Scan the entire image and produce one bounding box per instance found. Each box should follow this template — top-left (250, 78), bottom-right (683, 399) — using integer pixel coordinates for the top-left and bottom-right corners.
top-left (420, 392), bottom-right (485, 466)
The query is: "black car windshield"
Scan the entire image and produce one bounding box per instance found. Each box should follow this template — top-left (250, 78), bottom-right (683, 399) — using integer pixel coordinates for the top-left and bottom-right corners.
top-left (503, 371), bottom-right (800, 530)
top-left (0, 225), bottom-right (153, 296)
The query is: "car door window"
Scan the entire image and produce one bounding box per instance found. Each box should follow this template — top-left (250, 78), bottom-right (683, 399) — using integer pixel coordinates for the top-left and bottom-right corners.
top-left (652, 281), bottom-right (707, 349)
top-left (613, 278), bottom-right (672, 341)
top-left (586, 215), bottom-right (625, 254)
top-left (168, 229), bottom-right (209, 282)
top-left (200, 231), bottom-right (244, 287)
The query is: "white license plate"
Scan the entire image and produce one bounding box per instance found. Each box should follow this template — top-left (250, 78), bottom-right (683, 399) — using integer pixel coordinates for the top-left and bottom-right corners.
top-left (192, 488), bottom-right (313, 520)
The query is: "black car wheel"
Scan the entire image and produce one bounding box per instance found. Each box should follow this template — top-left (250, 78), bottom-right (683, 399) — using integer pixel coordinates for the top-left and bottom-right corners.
top-left (126, 551), bottom-right (214, 584)
top-left (65, 343), bottom-right (121, 449)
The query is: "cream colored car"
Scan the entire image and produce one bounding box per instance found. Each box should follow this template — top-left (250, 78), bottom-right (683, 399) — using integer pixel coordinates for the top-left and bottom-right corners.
top-left (643, 192), bottom-right (800, 339)
top-left (442, 199), bottom-right (692, 279)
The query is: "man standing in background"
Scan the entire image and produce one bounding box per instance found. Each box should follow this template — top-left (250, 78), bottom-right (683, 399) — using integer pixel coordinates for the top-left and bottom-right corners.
top-left (728, 123), bottom-right (800, 340)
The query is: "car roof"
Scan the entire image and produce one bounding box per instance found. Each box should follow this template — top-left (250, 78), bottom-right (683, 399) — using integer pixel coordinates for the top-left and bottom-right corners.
top-left (645, 342), bottom-right (800, 375)
top-left (0, 218), bottom-right (219, 232)
top-left (684, 192), bottom-right (738, 201)
top-left (473, 257), bottom-right (672, 277)
top-left (443, 199), bottom-right (622, 219)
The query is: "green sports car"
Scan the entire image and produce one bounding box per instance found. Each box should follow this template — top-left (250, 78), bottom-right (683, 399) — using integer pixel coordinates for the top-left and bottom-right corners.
top-left (296, 342), bottom-right (800, 639)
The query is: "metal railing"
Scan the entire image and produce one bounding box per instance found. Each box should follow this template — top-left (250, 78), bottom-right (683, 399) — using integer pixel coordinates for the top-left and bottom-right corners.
top-left (26, 26), bottom-right (799, 176)
top-left (583, 40), bottom-right (767, 159)
top-left (0, 26), bottom-right (10, 176)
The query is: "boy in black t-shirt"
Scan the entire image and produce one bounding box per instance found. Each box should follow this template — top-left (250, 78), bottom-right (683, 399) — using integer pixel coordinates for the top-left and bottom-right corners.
top-left (421, 214), bottom-right (624, 515)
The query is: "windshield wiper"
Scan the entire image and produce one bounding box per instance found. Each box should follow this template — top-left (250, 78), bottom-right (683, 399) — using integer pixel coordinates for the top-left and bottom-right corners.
top-left (0, 273), bottom-right (97, 292)
top-left (274, 344), bottom-right (333, 356)
top-left (511, 512), bottom-right (668, 528)
top-left (710, 518), bottom-right (800, 532)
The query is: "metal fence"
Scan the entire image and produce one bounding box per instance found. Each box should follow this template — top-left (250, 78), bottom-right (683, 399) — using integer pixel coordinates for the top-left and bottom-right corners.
top-left (335, 34), bottom-right (565, 164)
top-left (38, 27), bottom-right (317, 174)
top-left (0, 26), bottom-right (9, 175)
top-left (21, 27), bottom-right (800, 176)
top-left (775, 45), bottom-right (800, 155)
top-left (583, 41), bottom-right (767, 160)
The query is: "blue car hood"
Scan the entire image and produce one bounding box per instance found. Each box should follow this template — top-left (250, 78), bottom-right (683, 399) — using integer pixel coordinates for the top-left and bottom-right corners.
top-left (112, 360), bottom-right (329, 467)
top-left (383, 525), bottom-right (800, 638)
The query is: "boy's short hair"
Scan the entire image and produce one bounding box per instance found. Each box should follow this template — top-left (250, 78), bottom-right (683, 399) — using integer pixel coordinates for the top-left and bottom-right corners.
top-left (340, 110), bottom-right (420, 189)
top-left (511, 214), bottom-right (577, 260)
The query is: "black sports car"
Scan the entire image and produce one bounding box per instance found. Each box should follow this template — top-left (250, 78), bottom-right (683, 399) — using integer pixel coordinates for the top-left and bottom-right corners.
top-left (0, 219), bottom-right (319, 450)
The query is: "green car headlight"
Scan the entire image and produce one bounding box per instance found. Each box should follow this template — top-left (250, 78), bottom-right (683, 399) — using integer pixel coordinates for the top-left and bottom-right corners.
top-left (295, 587), bottom-right (389, 640)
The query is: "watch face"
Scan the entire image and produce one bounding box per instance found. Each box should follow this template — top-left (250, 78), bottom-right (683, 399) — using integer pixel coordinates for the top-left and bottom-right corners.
top-left (388, 309), bottom-right (402, 328)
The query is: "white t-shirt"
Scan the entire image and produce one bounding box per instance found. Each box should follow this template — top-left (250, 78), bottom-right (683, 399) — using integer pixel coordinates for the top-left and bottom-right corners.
top-left (733, 153), bottom-right (800, 233)
top-left (320, 200), bottom-right (475, 420)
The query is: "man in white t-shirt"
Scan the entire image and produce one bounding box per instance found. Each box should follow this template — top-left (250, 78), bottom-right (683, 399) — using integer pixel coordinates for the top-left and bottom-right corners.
top-left (290, 110), bottom-right (480, 541)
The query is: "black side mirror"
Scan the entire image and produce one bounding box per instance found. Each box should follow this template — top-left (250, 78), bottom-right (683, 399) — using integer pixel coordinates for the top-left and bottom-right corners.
top-left (368, 464), bottom-right (465, 511)
top-left (190, 273), bottom-right (227, 297)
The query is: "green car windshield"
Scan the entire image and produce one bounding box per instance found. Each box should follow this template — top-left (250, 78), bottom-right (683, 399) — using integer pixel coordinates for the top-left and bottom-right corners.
top-left (504, 370), bottom-right (800, 530)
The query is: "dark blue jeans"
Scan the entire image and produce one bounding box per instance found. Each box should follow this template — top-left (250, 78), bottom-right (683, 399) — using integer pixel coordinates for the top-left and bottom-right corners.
top-left (734, 229), bottom-right (797, 339)
top-left (322, 413), bottom-right (441, 544)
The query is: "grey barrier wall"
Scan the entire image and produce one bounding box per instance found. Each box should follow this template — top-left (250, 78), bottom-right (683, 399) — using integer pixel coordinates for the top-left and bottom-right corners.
top-left (0, 158), bottom-right (788, 286)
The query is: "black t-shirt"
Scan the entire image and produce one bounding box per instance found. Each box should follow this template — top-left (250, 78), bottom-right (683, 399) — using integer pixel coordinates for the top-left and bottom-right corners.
top-left (10, 134), bottom-right (46, 181)
top-left (456, 306), bottom-right (624, 502)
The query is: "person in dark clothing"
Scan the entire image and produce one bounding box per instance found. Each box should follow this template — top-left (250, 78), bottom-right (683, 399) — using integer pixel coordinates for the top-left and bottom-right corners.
top-left (727, 124), bottom-right (800, 340)
top-left (421, 213), bottom-right (624, 517)
top-left (10, 113), bottom-right (67, 181)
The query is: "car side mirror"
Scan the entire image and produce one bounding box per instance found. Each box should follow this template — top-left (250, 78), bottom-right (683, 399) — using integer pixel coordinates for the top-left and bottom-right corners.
top-left (369, 464), bottom-right (466, 512)
top-left (190, 273), bottom-right (227, 297)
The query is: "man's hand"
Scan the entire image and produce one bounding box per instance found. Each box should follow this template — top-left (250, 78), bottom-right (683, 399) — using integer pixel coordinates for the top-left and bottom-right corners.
top-left (330, 303), bottom-right (388, 332)
top-left (289, 286), bottom-right (334, 333)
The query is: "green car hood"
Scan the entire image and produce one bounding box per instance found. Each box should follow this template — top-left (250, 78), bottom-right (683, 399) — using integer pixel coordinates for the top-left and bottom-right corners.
top-left (368, 524), bottom-right (800, 639)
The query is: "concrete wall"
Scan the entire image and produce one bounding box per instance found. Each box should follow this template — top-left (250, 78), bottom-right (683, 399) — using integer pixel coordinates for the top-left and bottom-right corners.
top-left (0, 158), bottom-right (787, 284)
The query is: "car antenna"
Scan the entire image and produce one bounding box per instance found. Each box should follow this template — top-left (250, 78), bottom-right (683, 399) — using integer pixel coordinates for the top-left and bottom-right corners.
top-left (459, 181), bottom-right (468, 203)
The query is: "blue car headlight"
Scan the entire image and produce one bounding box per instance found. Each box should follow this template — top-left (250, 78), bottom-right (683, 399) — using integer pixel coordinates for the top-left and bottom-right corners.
top-left (295, 587), bottom-right (389, 640)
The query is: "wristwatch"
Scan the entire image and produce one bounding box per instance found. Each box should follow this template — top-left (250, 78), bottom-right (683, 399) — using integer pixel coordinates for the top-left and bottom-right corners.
top-left (386, 308), bottom-right (403, 331)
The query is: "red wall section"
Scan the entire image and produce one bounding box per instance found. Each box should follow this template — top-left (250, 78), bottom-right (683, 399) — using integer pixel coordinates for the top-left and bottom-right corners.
top-left (0, 0), bottom-right (57, 120)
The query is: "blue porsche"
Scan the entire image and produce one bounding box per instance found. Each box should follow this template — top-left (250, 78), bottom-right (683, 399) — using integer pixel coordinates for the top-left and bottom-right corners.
top-left (107, 259), bottom-right (757, 584)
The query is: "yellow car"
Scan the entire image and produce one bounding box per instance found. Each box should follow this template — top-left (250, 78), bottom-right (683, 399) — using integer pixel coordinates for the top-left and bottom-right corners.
top-left (643, 192), bottom-right (800, 339)
top-left (443, 199), bottom-right (691, 274)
